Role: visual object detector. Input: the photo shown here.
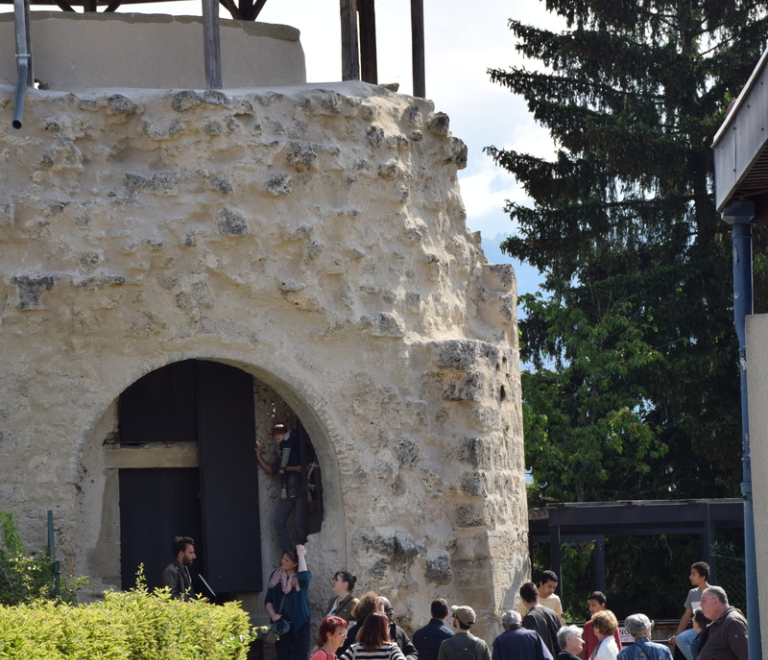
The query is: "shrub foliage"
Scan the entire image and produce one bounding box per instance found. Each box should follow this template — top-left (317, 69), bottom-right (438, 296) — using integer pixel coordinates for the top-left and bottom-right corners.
top-left (0, 576), bottom-right (254, 660)
top-left (0, 509), bottom-right (86, 605)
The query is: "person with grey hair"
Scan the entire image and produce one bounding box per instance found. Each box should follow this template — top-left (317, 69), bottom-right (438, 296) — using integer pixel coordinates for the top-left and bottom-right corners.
top-left (492, 609), bottom-right (552, 660)
top-left (617, 615), bottom-right (672, 660)
top-left (556, 625), bottom-right (583, 660)
top-left (501, 611), bottom-right (522, 629)
top-left (697, 587), bottom-right (747, 660)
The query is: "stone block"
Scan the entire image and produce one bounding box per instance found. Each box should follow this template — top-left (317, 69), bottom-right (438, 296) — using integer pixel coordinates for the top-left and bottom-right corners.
top-left (430, 339), bottom-right (500, 371)
top-left (12, 275), bottom-right (55, 309)
top-left (425, 550), bottom-right (453, 585)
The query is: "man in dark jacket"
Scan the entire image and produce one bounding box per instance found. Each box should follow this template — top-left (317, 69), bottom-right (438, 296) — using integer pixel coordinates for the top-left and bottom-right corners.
top-left (493, 610), bottom-right (551, 660)
top-left (697, 586), bottom-right (747, 660)
top-left (520, 582), bottom-right (564, 658)
top-left (414, 599), bottom-right (454, 660)
top-left (382, 597), bottom-right (419, 660)
top-left (160, 535), bottom-right (196, 600)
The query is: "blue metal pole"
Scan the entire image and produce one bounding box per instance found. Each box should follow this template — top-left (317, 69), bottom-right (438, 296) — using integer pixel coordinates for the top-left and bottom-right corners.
top-left (722, 200), bottom-right (761, 660)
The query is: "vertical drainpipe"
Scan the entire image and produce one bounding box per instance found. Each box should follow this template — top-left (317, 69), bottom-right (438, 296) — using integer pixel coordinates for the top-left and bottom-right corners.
top-left (12, 0), bottom-right (32, 129)
top-left (722, 200), bottom-right (762, 660)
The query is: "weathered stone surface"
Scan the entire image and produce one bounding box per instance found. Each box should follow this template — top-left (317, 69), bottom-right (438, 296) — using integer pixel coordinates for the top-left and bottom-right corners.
top-left (12, 275), bottom-right (55, 309)
top-left (426, 112), bottom-right (450, 137)
top-left (425, 550), bottom-right (453, 585)
top-left (0, 80), bottom-right (526, 642)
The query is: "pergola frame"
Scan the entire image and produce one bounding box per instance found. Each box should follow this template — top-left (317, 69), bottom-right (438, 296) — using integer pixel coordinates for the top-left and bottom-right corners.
top-left (529, 499), bottom-right (744, 597)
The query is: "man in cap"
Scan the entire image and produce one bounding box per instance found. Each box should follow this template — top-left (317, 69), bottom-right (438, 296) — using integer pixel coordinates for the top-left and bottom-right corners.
top-left (437, 606), bottom-right (491, 660)
top-left (255, 422), bottom-right (305, 550)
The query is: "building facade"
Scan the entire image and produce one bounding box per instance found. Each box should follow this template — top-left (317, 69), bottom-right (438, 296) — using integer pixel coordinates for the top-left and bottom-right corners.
top-left (0, 12), bottom-right (527, 636)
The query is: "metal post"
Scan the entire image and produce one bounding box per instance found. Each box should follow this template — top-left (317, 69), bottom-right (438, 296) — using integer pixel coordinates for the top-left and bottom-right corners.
top-left (202, 0), bottom-right (222, 90)
top-left (12, 0), bottom-right (32, 129)
top-left (594, 535), bottom-right (606, 593)
top-left (722, 200), bottom-right (761, 660)
top-left (703, 502), bottom-right (716, 584)
top-left (340, 0), bottom-right (360, 81)
top-left (358, 0), bottom-right (378, 84)
top-left (410, 0), bottom-right (425, 97)
top-left (47, 510), bottom-right (61, 598)
top-left (549, 514), bottom-right (562, 599)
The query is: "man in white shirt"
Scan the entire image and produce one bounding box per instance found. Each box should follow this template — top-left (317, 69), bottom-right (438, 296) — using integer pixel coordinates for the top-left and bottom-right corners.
top-left (516, 571), bottom-right (562, 617)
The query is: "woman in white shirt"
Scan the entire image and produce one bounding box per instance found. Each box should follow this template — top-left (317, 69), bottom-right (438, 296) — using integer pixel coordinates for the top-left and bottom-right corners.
top-left (591, 610), bottom-right (620, 660)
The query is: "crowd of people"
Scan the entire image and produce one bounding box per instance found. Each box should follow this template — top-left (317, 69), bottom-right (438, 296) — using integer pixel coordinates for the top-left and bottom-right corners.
top-left (250, 549), bottom-right (749, 660)
top-left (159, 500), bottom-right (747, 660)
top-left (240, 422), bottom-right (748, 660)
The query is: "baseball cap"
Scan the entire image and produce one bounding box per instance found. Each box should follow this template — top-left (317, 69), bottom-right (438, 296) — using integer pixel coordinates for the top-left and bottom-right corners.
top-left (452, 605), bottom-right (476, 625)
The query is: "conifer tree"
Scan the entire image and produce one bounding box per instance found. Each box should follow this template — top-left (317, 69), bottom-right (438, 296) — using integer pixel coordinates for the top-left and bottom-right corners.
top-left (487, 1), bottom-right (768, 503)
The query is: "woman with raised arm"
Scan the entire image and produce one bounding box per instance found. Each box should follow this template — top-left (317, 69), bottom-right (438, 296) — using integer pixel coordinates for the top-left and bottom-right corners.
top-left (265, 545), bottom-right (312, 660)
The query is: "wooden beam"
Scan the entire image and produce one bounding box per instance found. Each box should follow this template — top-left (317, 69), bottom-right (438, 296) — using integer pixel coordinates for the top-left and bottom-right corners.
top-left (357, 0), bottom-right (377, 84)
top-left (219, 0), bottom-right (241, 20)
top-left (83, 0), bottom-right (96, 11)
top-left (410, 0), bottom-right (425, 97)
top-left (340, 0), bottom-right (359, 81)
top-left (251, 0), bottom-right (268, 19)
top-left (202, 0), bottom-right (223, 89)
top-left (52, 0), bottom-right (75, 11)
top-left (104, 0), bottom-right (122, 11)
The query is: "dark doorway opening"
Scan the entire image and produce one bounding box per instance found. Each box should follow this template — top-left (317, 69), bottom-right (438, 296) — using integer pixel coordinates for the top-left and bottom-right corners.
top-left (117, 359), bottom-right (262, 595)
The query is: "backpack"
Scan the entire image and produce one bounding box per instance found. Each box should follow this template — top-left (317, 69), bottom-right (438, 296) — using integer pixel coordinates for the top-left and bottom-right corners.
top-left (447, 636), bottom-right (478, 660)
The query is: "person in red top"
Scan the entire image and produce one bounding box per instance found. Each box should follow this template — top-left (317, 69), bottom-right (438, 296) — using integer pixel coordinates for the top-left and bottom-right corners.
top-left (582, 592), bottom-right (622, 659)
top-left (311, 616), bottom-right (349, 660)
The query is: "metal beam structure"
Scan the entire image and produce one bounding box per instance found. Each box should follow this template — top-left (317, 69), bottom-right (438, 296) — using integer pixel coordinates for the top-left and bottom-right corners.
top-left (529, 499), bottom-right (745, 601)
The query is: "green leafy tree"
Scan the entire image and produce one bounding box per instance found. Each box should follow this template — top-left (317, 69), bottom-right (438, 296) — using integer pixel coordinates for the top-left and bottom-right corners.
top-left (488, 0), bottom-right (768, 503)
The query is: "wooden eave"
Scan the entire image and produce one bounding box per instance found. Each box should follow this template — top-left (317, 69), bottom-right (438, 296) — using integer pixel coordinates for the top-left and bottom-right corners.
top-left (713, 45), bottom-right (768, 212)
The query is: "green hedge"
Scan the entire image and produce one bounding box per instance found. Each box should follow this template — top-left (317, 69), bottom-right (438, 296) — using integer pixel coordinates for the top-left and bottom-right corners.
top-left (0, 586), bottom-right (254, 659)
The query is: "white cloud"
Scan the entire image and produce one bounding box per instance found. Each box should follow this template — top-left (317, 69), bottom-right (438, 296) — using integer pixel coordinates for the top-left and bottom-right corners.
top-left (459, 156), bottom-right (516, 219)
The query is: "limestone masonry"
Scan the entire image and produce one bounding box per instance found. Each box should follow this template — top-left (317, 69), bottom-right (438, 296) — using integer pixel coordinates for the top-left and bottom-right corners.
top-left (0, 66), bottom-right (526, 636)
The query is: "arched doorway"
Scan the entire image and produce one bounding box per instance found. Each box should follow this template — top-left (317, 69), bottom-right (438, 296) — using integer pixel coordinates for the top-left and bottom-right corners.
top-left (114, 359), bottom-right (322, 598)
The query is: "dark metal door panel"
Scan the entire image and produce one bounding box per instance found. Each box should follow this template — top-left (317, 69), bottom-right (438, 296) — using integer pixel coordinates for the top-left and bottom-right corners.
top-left (118, 468), bottom-right (202, 591)
top-left (196, 360), bottom-right (262, 592)
top-left (120, 360), bottom-right (197, 445)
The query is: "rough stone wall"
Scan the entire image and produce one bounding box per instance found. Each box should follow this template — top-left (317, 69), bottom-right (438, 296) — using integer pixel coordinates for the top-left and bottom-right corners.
top-left (0, 79), bottom-right (526, 637)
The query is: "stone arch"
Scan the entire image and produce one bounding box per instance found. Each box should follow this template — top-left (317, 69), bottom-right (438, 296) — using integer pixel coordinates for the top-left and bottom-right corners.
top-left (74, 352), bottom-right (345, 610)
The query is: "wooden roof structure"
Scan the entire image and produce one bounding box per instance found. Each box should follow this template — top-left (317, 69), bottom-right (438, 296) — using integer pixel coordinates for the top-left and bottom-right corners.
top-left (4, 0), bottom-right (426, 96)
top-left (529, 499), bottom-right (744, 596)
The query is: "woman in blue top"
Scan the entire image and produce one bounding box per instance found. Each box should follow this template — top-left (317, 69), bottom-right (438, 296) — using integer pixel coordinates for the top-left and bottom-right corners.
top-left (266, 544), bottom-right (312, 660)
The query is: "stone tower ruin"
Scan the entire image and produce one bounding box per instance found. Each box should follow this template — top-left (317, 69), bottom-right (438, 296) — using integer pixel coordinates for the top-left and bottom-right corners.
top-left (0, 2), bottom-right (527, 637)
